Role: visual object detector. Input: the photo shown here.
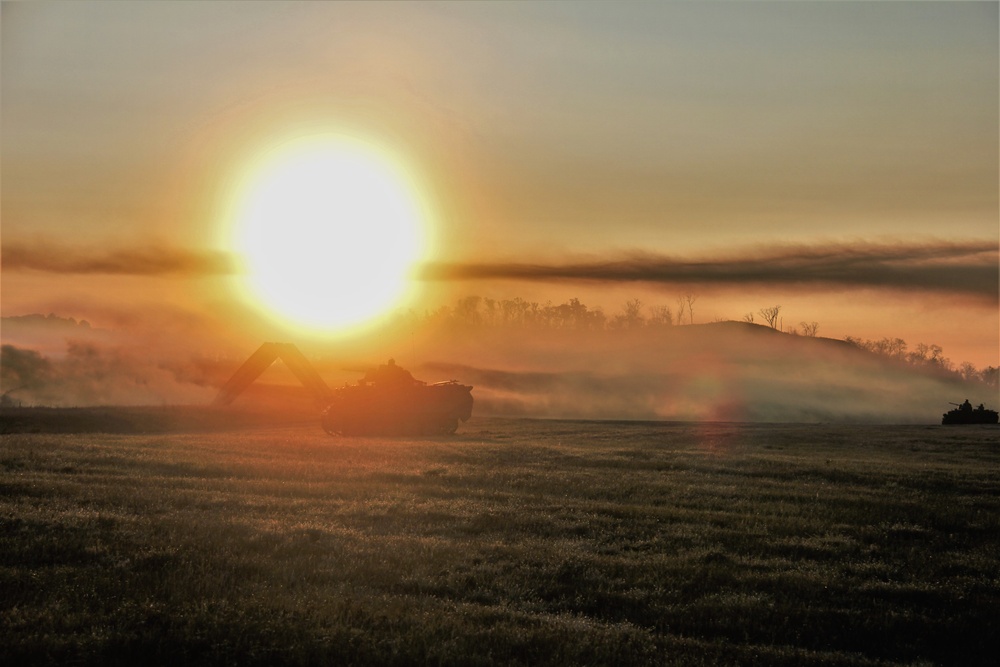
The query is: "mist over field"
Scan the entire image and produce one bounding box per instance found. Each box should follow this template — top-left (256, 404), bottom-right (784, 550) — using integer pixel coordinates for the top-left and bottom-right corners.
top-left (414, 321), bottom-right (983, 424)
top-left (1, 315), bottom-right (221, 408)
top-left (3, 313), bottom-right (991, 424)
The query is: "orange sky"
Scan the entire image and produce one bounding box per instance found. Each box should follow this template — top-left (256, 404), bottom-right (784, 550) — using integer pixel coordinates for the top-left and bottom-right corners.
top-left (2, 2), bottom-right (998, 371)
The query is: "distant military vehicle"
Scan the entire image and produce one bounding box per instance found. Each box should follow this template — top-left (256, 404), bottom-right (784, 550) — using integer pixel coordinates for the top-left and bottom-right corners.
top-left (321, 362), bottom-right (473, 436)
top-left (213, 343), bottom-right (473, 436)
top-left (941, 400), bottom-right (998, 425)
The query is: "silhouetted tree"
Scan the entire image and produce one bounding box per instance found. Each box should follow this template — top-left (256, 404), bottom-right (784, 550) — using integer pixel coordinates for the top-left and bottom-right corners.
top-left (499, 297), bottom-right (530, 327)
top-left (884, 338), bottom-right (908, 359)
top-left (612, 298), bottom-right (645, 330)
top-left (482, 298), bottom-right (498, 327)
top-left (846, 335), bottom-right (965, 376)
top-left (428, 295), bottom-right (992, 388)
top-left (648, 305), bottom-right (674, 327)
top-left (907, 342), bottom-right (949, 369)
top-left (685, 295), bottom-right (698, 325)
top-left (960, 362), bottom-right (979, 383)
top-left (454, 296), bottom-right (482, 327)
top-left (758, 305), bottom-right (781, 329)
top-left (548, 298), bottom-right (603, 330)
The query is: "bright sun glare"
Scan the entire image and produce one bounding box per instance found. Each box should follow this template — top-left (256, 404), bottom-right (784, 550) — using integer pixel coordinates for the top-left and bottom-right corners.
top-left (228, 135), bottom-right (429, 333)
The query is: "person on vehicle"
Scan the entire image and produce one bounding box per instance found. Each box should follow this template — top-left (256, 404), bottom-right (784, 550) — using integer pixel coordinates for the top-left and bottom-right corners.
top-left (365, 358), bottom-right (415, 386)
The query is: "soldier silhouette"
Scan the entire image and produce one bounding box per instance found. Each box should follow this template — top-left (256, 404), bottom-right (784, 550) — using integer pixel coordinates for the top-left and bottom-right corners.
top-left (365, 358), bottom-right (415, 386)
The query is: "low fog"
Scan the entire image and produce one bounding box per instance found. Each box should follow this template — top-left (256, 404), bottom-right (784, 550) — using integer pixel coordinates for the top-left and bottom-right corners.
top-left (2, 309), bottom-right (993, 423)
top-left (1, 316), bottom-right (222, 407)
top-left (411, 321), bottom-right (983, 424)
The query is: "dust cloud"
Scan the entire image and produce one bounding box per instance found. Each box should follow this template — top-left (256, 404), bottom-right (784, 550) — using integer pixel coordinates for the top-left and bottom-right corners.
top-left (1, 312), bottom-right (989, 423)
top-left (1, 315), bottom-right (227, 407)
top-left (1, 342), bottom-right (221, 407)
top-left (411, 322), bottom-right (982, 424)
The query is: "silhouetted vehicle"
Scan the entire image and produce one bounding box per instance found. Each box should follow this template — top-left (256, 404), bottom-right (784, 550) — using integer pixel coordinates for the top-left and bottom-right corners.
top-left (941, 400), bottom-right (998, 425)
top-left (321, 370), bottom-right (473, 436)
top-left (213, 343), bottom-right (473, 436)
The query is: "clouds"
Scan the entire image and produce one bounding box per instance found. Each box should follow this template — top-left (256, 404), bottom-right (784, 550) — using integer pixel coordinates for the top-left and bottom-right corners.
top-left (5, 238), bottom-right (996, 302)
top-left (421, 240), bottom-right (999, 300)
top-left (2, 241), bottom-right (236, 276)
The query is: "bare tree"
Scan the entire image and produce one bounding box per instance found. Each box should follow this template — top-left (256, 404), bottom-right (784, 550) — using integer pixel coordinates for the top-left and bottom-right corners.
top-left (454, 296), bottom-right (483, 326)
top-left (742, 312), bottom-right (755, 324)
top-left (625, 298), bottom-right (644, 322)
top-left (685, 295), bottom-right (698, 325)
top-left (904, 342), bottom-right (951, 370)
top-left (758, 305), bottom-right (781, 329)
top-left (612, 298), bottom-right (645, 330)
top-left (800, 321), bottom-right (819, 337)
top-left (648, 305), bottom-right (673, 327)
top-left (482, 297), bottom-right (497, 327)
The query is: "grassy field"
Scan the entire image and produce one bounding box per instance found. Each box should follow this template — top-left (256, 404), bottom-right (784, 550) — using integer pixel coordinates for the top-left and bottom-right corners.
top-left (1, 413), bottom-right (998, 665)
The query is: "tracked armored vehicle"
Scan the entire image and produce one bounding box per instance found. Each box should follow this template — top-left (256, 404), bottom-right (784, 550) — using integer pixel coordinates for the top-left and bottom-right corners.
top-left (213, 344), bottom-right (473, 436)
top-left (321, 362), bottom-right (473, 436)
top-left (941, 400), bottom-right (998, 425)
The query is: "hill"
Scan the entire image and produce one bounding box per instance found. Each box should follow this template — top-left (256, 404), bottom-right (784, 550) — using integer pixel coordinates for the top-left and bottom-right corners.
top-left (2, 318), bottom-right (994, 423)
top-left (417, 321), bottom-right (989, 423)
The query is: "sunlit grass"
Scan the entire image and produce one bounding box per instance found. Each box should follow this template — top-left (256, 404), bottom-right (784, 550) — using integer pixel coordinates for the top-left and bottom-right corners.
top-left (1, 418), bottom-right (998, 665)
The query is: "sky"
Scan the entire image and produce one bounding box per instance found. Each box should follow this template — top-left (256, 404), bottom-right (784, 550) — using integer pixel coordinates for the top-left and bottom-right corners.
top-left (2, 2), bottom-right (998, 405)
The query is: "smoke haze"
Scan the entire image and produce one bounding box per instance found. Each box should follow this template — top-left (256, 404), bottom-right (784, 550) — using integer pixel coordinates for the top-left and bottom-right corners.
top-left (0, 315), bottom-right (233, 407)
top-left (1, 342), bottom-right (219, 407)
top-left (413, 322), bottom-right (986, 424)
top-left (1, 312), bottom-right (991, 423)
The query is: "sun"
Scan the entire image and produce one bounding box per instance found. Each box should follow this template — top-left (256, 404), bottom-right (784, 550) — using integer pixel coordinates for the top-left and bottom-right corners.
top-left (227, 134), bottom-right (429, 334)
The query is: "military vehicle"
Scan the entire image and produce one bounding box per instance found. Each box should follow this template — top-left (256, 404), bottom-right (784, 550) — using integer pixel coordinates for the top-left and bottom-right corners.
top-left (213, 343), bottom-right (473, 436)
top-left (321, 371), bottom-right (473, 436)
top-left (941, 400), bottom-right (998, 425)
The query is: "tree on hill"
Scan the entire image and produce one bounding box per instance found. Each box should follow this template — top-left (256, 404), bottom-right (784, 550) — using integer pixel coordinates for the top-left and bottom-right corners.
top-left (611, 298), bottom-right (645, 330)
top-left (758, 305), bottom-right (781, 329)
top-left (799, 321), bottom-right (819, 337)
top-left (414, 294), bottom-right (996, 388)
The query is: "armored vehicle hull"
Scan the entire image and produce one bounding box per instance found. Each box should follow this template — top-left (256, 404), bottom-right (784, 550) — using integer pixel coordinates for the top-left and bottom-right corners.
top-left (322, 380), bottom-right (473, 436)
top-left (942, 400), bottom-right (998, 425)
top-left (213, 345), bottom-right (473, 436)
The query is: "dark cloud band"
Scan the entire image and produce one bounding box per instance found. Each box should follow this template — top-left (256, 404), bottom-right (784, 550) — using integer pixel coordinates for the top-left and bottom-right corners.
top-left (2, 242), bottom-right (237, 276)
top-left (420, 241), bottom-right (999, 299)
top-left (5, 239), bottom-right (996, 300)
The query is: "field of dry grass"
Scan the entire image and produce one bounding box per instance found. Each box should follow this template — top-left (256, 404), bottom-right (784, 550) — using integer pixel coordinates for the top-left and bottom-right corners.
top-left (2, 413), bottom-right (998, 665)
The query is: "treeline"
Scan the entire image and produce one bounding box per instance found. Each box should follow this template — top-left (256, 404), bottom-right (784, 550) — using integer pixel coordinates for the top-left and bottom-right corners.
top-left (409, 295), bottom-right (683, 332)
top-left (845, 336), bottom-right (998, 388)
top-left (397, 295), bottom-right (998, 389)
